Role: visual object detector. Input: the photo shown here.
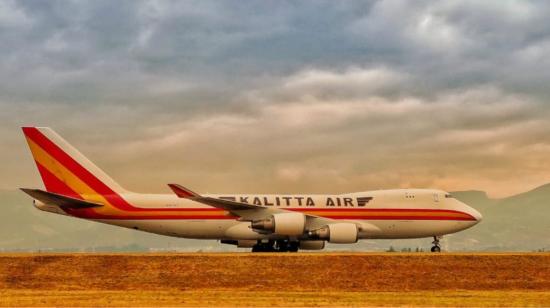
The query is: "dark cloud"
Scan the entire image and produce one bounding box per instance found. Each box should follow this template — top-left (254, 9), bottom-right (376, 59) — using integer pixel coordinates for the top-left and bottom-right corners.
top-left (2, 0), bottom-right (550, 197)
top-left (3, 0), bottom-right (550, 102)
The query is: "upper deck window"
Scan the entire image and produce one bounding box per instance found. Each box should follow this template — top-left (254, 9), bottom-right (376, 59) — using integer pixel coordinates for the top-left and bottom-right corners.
top-left (405, 192), bottom-right (415, 199)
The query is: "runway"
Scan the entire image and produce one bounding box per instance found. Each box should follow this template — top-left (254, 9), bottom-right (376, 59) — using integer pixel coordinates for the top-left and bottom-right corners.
top-left (1, 253), bottom-right (549, 306)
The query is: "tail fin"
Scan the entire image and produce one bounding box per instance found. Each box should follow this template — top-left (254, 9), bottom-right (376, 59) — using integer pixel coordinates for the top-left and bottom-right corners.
top-left (22, 127), bottom-right (127, 198)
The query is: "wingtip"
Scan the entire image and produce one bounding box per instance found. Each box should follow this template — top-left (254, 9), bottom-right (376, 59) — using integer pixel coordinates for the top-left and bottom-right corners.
top-left (168, 184), bottom-right (200, 198)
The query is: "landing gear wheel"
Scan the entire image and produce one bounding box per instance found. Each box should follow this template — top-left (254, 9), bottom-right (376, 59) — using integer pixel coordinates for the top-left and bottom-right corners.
top-left (276, 241), bottom-right (289, 252)
top-left (252, 240), bottom-right (275, 252)
top-left (431, 236), bottom-right (442, 253)
top-left (288, 242), bottom-right (299, 252)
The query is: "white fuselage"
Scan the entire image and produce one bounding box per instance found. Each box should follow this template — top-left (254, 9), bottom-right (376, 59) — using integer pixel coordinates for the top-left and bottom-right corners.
top-left (36, 188), bottom-right (482, 241)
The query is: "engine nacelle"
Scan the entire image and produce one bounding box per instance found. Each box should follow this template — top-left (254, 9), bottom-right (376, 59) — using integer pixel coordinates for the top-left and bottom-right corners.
top-left (251, 212), bottom-right (306, 236)
top-left (299, 240), bottom-right (325, 250)
top-left (308, 223), bottom-right (358, 243)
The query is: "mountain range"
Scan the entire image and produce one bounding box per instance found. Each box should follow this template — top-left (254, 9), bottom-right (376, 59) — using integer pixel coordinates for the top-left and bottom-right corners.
top-left (1, 184), bottom-right (549, 252)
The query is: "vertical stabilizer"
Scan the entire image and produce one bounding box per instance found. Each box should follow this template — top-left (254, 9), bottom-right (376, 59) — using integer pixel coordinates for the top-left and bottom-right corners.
top-left (22, 127), bottom-right (127, 198)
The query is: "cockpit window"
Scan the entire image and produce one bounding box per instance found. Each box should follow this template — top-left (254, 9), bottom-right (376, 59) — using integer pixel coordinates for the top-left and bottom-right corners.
top-left (445, 194), bottom-right (453, 198)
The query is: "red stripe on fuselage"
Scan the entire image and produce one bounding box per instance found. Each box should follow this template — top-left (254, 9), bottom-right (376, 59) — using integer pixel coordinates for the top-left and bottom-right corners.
top-left (288, 208), bottom-right (470, 214)
top-left (66, 208), bottom-right (474, 221)
top-left (321, 215), bottom-right (473, 221)
top-left (76, 214), bottom-right (472, 221)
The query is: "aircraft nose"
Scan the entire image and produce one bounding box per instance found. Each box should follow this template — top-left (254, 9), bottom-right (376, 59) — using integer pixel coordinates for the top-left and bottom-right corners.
top-left (468, 207), bottom-right (483, 223)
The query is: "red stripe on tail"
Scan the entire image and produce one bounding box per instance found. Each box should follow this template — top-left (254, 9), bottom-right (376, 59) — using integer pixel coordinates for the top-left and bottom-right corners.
top-left (23, 127), bottom-right (189, 213)
top-left (36, 162), bottom-right (82, 199)
top-left (23, 127), bottom-right (136, 211)
top-left (35, 162), bottom-right (97, 217)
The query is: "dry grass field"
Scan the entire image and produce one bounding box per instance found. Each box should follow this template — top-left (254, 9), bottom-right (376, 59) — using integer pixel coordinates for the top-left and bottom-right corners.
top-left (0, 253), bottom-right (549, 306)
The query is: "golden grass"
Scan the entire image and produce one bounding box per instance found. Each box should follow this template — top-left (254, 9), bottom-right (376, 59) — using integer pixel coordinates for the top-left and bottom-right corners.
top-left (0, 253), bottom-right (549, 306)
top-left (1, 290), bottom-right (550, 307)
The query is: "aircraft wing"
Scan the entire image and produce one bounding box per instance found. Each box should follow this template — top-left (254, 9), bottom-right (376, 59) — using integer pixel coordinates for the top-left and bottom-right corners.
top-left (168, 184), bottom-right (331, 224)
top-left (167, 184), bottom-right (382, 233)
top-left (168, 184), bottom-right (258, 210)
top-left (20, 188), bottom-right (103, 209)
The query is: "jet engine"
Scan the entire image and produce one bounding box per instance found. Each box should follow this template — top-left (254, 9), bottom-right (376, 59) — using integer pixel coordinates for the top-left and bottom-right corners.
top-left (308, 223), bottom-right (358, 243)
top-left (251, 212), bottom-right (306, 236)
top-left (299, 240), bottom-right (325, 250)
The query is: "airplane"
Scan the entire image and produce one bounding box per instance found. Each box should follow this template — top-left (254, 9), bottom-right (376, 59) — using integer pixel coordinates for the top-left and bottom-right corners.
top-left (20, 127), bottom-right (482, 252)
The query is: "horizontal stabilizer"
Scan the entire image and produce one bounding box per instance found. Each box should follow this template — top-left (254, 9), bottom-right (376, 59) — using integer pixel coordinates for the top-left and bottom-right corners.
top-left (20, 188), bottom-right (103, 209)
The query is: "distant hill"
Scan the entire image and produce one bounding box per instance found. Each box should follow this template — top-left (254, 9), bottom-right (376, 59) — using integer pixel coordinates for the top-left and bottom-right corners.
top-left (450, 184), bottom-right (550, 251)
top-left (1, 185), bottom-right (549, 252)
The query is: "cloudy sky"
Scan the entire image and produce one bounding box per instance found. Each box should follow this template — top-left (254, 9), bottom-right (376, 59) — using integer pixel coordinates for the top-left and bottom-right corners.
top-left (2, 0), bottom-right (550, 197)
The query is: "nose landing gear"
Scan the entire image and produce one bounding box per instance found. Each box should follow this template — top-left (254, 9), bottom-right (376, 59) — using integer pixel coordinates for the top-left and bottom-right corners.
top-left (431, 236), bottom-right (442, 252)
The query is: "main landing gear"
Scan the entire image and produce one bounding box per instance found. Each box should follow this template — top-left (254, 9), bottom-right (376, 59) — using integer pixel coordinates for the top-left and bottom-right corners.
top-left (251, 240), bottom-right (299, 252)
top-left (431, 236), bottom-right (442, 252)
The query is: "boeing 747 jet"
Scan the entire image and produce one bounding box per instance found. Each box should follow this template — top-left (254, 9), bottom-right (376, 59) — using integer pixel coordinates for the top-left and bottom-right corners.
top-left (21, 127), bottom-right (482, 252)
